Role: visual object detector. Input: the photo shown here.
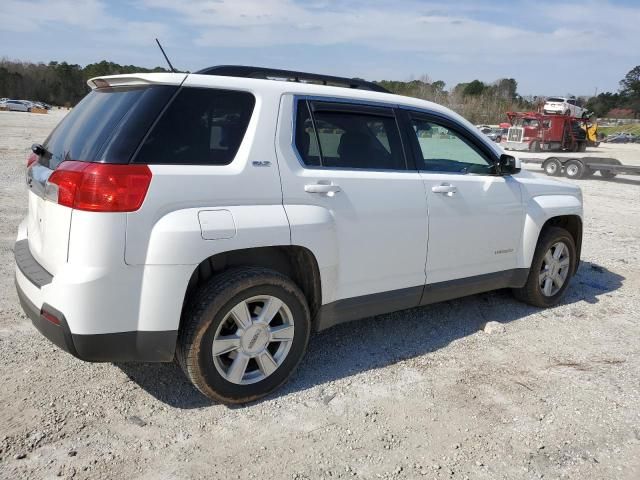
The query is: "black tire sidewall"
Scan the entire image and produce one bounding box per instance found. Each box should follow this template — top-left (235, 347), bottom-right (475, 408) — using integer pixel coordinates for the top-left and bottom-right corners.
top-left (195, 282), bottom-right (310, 402)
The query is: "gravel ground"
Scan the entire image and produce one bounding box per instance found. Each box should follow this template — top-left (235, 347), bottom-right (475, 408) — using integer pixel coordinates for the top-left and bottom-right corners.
top-left (1, 110), bottom-right (639, 480)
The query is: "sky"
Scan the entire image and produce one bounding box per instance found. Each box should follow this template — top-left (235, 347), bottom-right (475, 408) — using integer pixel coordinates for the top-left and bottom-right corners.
top-left (1, 0), bottom-right (638, 96)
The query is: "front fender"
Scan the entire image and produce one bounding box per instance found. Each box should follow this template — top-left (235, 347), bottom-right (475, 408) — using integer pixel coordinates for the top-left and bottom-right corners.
top-left (520, 194), bottom-right (583, 268)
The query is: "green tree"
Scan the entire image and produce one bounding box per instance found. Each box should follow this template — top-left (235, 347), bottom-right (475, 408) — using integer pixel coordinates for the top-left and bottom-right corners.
top-left (463, 80), bottom-right (485, 96)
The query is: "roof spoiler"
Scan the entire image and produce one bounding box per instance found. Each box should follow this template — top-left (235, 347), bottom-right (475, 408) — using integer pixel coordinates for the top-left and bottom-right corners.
top-left (87, 73), bottom-right (187, 90)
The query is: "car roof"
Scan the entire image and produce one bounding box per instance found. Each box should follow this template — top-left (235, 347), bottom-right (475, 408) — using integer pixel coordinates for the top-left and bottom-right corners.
top-left (87, 71), bottom-right (503, 157)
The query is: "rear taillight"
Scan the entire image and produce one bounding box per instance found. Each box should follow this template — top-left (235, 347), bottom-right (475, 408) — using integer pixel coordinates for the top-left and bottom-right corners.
top-left (27, 152), bottom-right (38, 168)
top-left (47, 161), bottom-right (152, 212)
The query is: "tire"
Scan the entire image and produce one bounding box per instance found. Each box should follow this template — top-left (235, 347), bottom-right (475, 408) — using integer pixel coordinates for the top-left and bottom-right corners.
top-left (512, 226), bottom-right (577, 308)
top-left (564, 159), bottom-right (586, 179)
top-left (529, 140), bottom-right (540, 152)
top-left (599, 170), bottom-right (617, 179)
top-left (543, 158), bottom-right (562, 176)
top-left (176, 267), bottom-right (311, 404)
top-left (564, 109), bottom-right (571, 116)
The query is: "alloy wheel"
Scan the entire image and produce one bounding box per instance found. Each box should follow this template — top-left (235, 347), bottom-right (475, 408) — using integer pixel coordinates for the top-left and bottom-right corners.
top-left (212, 295), bottom-right (295, 385)
top-left (539, 241), bottom-right (571, 296)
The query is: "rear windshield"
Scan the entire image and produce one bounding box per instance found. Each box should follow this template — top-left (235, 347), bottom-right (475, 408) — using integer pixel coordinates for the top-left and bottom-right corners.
top-left (43, 85), bottom-right (177, 169)
top-left (133, 87), bottom-right (256, 166)
top-left (546, 97), bottom-right (565, 102)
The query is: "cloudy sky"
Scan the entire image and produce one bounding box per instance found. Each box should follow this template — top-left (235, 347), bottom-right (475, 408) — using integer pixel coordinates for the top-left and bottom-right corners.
top-left (1, 0), bottom-right (638, 95)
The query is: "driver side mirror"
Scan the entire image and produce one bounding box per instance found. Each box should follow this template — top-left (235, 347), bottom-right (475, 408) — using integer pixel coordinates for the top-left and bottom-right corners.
top-left (497, 154), bottom-right (521, 175)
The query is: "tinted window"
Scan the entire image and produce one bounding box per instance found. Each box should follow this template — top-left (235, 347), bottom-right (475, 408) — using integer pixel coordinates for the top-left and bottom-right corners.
top-left (43, 86), bottom-right (177, 169)
top-left (294, 100), bottom-right (321, 166)
top-left (135, 88), bottom-right (255, 165)
top-left (547, 97), bottom-right (565, 103)
top-left (295, 101), bottom-right (405, 170)
top-left (410, 117), bottom-right (493, 174)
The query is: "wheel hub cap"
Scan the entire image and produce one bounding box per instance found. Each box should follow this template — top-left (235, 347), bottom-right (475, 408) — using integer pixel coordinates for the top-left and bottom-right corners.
top-left (240, 324), bottom-right (269, 355)
top-left (539, 241), bottom-right (571, 297)
top-left (211, 295), bottom-right (295, 385)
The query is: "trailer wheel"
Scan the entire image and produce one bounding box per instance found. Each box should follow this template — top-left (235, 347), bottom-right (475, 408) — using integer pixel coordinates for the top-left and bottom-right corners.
top-left (543, 158), bottom-right (562, 176)
top-left (529, 140), bottom-right (540, 152)
top-left (599, 170), bottom-right (617, 179)
top-left (564, 160), bottom-right (587, 179)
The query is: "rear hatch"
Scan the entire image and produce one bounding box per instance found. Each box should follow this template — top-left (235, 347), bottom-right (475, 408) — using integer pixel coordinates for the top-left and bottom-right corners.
top-left (25, 75), bottom-right (184, 276)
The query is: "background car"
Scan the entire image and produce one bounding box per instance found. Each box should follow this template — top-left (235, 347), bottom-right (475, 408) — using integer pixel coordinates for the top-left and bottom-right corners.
top-left (543, 97), bottom-right (586, 117)
top-left (3, 100), bottom-right (31, 112)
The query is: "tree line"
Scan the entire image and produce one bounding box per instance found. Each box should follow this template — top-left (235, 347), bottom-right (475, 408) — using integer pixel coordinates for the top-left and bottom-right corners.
top-left (0, 59), bottom-right (168, 107)
top-left (1, 58), bottom-right (638, 123)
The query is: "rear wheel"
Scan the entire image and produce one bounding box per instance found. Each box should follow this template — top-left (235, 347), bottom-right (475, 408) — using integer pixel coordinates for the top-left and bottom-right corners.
top-left (564, 159), bottom-right (587, 179)
top-left (543, 158), bottom-right (562, 176)
top-left (599, 170), bottom-right (617, 179)
top-left (513, 227), bottom-right (576, 307)
top-left (177, 267), bottom-right (311, 404)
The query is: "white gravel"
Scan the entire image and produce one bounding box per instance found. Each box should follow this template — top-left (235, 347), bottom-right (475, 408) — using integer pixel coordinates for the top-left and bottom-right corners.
top-left (1, 110), bottom-right (639, 480)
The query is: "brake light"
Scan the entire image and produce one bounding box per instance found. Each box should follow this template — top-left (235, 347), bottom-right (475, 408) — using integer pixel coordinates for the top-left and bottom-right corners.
top-left (47, 161), bottom-right (152, 212)
top-left (27, 152), bottom-right (38, 168)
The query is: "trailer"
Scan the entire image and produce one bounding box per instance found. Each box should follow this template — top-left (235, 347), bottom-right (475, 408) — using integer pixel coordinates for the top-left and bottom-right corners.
top-left (519, 156), bottom-right (640, 180)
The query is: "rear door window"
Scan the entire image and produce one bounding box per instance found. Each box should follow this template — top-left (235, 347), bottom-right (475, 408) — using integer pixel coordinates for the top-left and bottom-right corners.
top-left (295, 100), bottom-right (406, 170)
top-left (43, 85), bottom-right (177, 169)
top-left (134, 88), bottom-right (255, 165)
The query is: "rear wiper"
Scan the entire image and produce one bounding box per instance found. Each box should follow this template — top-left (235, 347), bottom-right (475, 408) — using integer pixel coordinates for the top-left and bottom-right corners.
top-left (31, 143), bottom-right (52, 160)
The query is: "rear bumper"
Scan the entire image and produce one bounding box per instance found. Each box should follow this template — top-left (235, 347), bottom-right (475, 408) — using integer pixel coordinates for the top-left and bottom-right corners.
top-left (16, 276), bottom-right (177, 362)
top-left (14, 238), bottom-right (179, 363)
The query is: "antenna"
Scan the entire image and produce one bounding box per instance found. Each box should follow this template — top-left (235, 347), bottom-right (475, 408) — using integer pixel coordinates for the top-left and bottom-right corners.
top-left (155, 38), bottom-right (177, 73)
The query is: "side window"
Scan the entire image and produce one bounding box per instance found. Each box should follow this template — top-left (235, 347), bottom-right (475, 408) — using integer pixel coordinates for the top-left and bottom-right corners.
top-left (567, 99), bottom-right (575, 106)
top-left (135, 87), bottom-right (255, 165)
top-left (409, 116), bottom-right (493, 174)
top-left (294, 101), bottom-right (321, 166)
top-left (294, 100), bottom-right (405, 170)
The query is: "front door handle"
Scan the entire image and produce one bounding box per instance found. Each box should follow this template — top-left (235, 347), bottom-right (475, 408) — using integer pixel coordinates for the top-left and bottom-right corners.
top-left (305, 183), bottom-right (341, 195)
top-left (431, 183), bottom-right (457, 195)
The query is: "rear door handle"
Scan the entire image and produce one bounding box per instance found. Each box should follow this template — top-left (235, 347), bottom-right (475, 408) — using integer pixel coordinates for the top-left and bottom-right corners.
top-left (431, 183), bottom-right (457, 194)
top-left (304, 183), bottom-right (341, 195)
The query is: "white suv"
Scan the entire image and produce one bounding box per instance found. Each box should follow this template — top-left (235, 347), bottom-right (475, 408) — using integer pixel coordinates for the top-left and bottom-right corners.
top-left (543, 97), bottom-right (586, 117)
top-left (15, 66), bottom-right (583, 404)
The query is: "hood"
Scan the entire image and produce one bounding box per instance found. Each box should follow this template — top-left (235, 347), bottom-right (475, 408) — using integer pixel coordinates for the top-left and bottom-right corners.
top-left (514, 168), bottom-right (583, 201)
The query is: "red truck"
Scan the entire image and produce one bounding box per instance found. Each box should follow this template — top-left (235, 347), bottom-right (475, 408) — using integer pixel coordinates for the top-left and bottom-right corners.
top-left (503, 112), bottom-right (588, 152)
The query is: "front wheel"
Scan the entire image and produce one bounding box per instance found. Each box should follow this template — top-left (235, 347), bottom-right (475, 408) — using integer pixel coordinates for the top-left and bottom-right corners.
top-left (177, 267), bottom-right (311, 404)
top-left (512, 227), bottom-right (577, 307)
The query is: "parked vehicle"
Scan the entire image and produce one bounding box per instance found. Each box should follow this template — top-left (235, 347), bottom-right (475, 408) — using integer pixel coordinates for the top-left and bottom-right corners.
top-left (543, 97), bottom-right (586, 117)
top-left (481, 128), bottom-right (505, 143)
top-left (504, 112), bottom-right (588, 152)
top-left (605, 132), bottom-right (639, 143)
top-left (15, 66), bottom-right (583, 404)
top-left (3, 100), bottom-right (31, 112)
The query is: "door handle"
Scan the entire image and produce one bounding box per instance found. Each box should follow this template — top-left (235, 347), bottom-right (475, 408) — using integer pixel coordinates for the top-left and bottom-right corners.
top-left (431, 183), bottom-right (457, 195)
top-left (304, 183), bottom-right (341, 195)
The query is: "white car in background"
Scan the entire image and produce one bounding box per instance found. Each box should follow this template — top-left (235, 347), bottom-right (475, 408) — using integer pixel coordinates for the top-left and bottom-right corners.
top-left (3, 100), bottom-right (31, 112)
top-left (543, 97), bottom-right (586, 117)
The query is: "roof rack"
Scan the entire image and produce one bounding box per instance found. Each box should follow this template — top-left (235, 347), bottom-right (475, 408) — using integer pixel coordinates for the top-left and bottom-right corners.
top-left (195, 65), bottom-right (390, 93)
